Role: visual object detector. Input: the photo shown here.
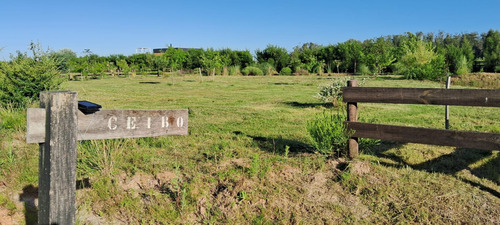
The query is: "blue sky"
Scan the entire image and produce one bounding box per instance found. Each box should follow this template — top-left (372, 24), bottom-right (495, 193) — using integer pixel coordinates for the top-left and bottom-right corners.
top-left (1, 0), bottom-right (499, 60)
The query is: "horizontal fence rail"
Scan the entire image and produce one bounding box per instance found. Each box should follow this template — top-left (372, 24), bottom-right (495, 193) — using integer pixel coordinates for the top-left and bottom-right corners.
top-left (343, 81), bottom-right (500, 158)
top-left (346, 122), bottom-right (500, 150)
top-left (343, 87), bottom-right (500, 107)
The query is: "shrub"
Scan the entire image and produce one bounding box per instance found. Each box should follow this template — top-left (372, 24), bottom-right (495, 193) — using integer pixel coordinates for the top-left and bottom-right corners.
top-left (357, 64), bottom-right (371, 75)
top-left (256, 62), bottom-right (277, 75)
top-left (293, 68), bottom-right (309, 76)
top-left (316, 77), bottom-right (365, 107)
top-left (228, 65), bottom-right (241, 76)
top-left (455, 55), bottom-right (470, 76)
top-left (394, 39), bottom-right (446, 81)
top-left (0, 42), bottom-right (62, 108)
top-left (279, 67), bottom-right (292, 75)
top-left (307, 111), bottom-right (351, 156)
top-left (241, 66), bottom-right (264, 76)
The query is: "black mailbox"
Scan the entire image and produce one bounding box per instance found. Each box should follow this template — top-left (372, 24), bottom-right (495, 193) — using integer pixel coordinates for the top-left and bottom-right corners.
top-left (78, 101), bottom-right (102, 114)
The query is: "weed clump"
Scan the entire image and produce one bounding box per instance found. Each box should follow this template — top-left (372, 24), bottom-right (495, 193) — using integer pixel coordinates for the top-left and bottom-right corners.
top-left (316, 76), bottom-right (364, 107)
top-left (307, 111), bottom-right (351, 156)
top-left (241, 66), bottom-right (264, 76)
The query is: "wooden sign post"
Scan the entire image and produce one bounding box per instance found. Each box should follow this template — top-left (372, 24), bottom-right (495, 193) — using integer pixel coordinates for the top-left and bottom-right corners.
top-left (27, 91), bottom-right (188, 225)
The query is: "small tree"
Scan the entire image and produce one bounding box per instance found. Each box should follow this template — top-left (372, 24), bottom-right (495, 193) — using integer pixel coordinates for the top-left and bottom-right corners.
top-left (162, 47), bottom-right (187, 72)
top-left (483, 29), bottom-right (500, 72)
top-left (394, 38), bottom-right (446, 80)
top-left (0, 42), bottom-right (62, 107)
top-left (50, 48), bottom-right (77, 72)
top-left (116, 59), bottom-right (130, 76)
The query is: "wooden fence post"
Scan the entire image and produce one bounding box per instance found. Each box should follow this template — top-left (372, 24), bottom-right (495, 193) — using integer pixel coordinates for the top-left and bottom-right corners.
top-left (38, 91), bottom-right (78, 225)
top-left (347, 80), bottom-right (358, 158)
top-left (445, 76), bottom-right (451, 130)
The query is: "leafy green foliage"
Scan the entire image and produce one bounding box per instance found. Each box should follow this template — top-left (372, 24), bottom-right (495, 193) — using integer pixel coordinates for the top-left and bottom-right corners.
top-left (0, 42), bottom-right (62, 107)
top-left (363, 37), bottom-right (396, 74)
top-left (357, 64), bottom-right (371, 75)
top-left (290, 42), bottom-right (323, 74)
top-left (306, 111), bottom-right (351, 156)
top-left (338, 39), bottom-right (364, 74)
top-left (228, 65), bottom-right (241, 75)
top-left (316, 77), bottom-right (365, 106)
top-left (279, 67), bottom-right (292, 75)
top-left (393, 38), bottom-right (446, 80)
top-left (256, 45), bottom-right (291, 72)
top-left (162, 47), bottom-right (187, 71)
top-left (483, 29), bottom-right (500, 72)
top-left (455, 55), bottom-right (469, 75)
top-left (256, 62), bottom-right (278, 75)
top-left (241, 66), bottom-right (264, 75)
top-left (49, 48), bottom-right (77, 72)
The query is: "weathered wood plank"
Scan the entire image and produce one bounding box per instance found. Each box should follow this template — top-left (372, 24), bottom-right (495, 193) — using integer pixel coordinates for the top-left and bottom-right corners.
top-left (345, 121), bottom-right (500, 150)
top-left (26, 108), bottom-right (45, 143)
top-left (38, 91), bottom-right (77, 225)
top-left (27, 109), bottom-right (188, 143)
top-left (347, 80), bottom-right (359, 158)
top-left (342, 87), bottom-right (500, 107)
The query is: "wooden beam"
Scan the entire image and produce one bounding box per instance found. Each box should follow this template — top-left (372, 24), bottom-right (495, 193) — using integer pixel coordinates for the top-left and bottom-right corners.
top-left (345, 122), bottom-right (500, 150)
top-left (27, 109), bottom-right (188, 143)
top-left (347, 80), bottom-right (359, 158)
top-left (38, 91), bottom-right (77, 225)
top-left (342, 87), bottom-right (500, 107)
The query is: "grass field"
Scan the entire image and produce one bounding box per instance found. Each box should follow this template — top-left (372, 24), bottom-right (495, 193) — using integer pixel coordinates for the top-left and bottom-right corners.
top-left (0, 74), bottom-right (499, 224)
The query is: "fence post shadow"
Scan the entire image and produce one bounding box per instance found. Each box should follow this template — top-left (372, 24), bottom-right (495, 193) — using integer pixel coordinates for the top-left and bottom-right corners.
top-left (18, 179), bottom-right (92, 225)
top-left (19, 185), bottom-right (38, 225)
top-left (367, 144), bottom-right (500, 198)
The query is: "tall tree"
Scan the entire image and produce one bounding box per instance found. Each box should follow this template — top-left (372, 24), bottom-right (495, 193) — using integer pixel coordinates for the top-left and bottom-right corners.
top-left (338, 39), bottom-right (364, 73)
top-left (256, 45), bottom-right (290, 72)
top-left (162, 47), bottom-right (187, 71)
top-left (364, 37), bottom-right (396, 74)
top-left (50, 49), bottom-right (77, 72)
top-left (483, 29), bottom-right (500, 72)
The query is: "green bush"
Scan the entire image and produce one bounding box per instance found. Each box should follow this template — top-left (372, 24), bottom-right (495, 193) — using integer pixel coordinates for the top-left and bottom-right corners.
top-left (357, 64), bottom-right (371, 75)
top-left (306, 111), bottom-right (351, 156)
top-left (228, 65), bottom-right (241, 76)
top-left (316, 77), bottom-right (365, 107)
top-left (455, 55), bottom-right (470, 75)
top-left (241, 66), bottom-right (264, 76)
top-left (0, 42), bottom-right (62, 108)
top-left (394, 39), bottom-right (446, 81)
top-left (256, 62), bottom-right (277, 75)
top-left (279, 67), bottom-right (292, 75)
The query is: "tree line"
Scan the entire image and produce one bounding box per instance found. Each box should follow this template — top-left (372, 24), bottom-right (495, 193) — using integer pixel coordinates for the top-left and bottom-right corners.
top-left (45, 29), bottom-right (500, 80)
top-left (1, 30), bottom-right (499, 107)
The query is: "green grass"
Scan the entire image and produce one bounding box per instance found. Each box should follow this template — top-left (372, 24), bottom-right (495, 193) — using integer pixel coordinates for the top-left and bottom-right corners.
top-left (0, 74), bottom-right (499, 224)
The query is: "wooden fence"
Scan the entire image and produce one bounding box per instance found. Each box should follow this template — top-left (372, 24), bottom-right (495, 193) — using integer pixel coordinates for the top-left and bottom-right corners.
top-left (27, 91), bottom-right (188, 225)
top-left (343, 80), bottom-right (500, 158)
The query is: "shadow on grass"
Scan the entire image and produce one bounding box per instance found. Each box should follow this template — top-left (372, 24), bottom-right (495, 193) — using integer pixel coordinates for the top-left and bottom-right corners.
top-left (233, 131), bottom-right (313, 155)
top-left (373, 75), bottom-right (406, 81)
top-left (367, 142), bottom-right (500, 198)
top-left (282, 101), bottom-right (332, 108)
top-left (19, 178), bottom-right (92, 225)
